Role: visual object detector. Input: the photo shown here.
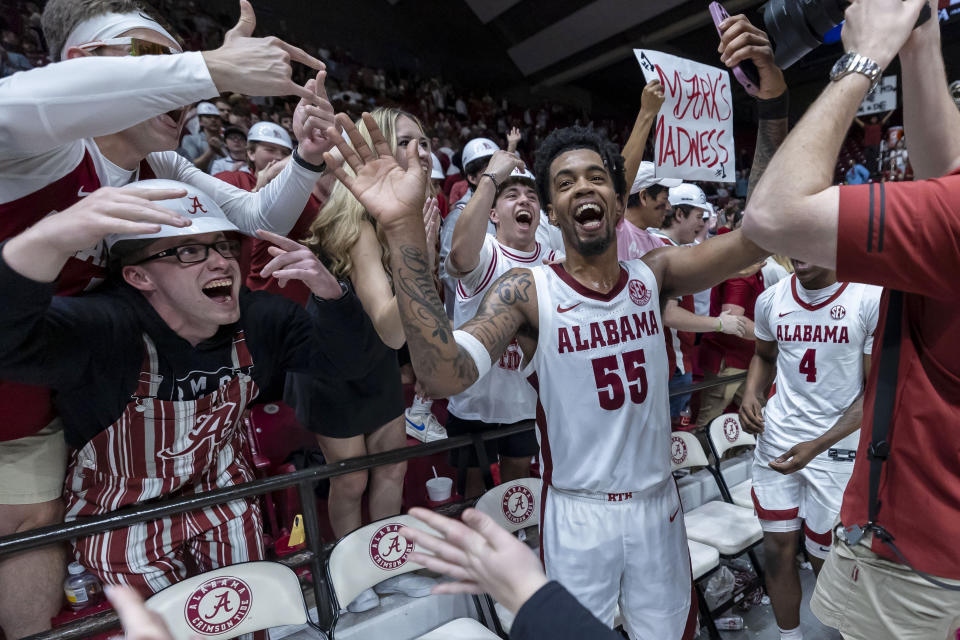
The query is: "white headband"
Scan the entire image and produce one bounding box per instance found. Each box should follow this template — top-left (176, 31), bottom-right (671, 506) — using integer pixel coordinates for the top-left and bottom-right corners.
top-left (61, 10), bottom-right (180, 60)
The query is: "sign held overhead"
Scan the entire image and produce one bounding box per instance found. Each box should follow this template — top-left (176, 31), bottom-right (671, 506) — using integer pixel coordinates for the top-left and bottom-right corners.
top-left (635, 49), bottom-right (735, 182)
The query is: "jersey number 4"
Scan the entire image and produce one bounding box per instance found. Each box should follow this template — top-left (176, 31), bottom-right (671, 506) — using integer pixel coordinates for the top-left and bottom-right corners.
top-left (592, 349), bottom-right (648, 410)
top-left (799, 348), bottom-right (818, 382)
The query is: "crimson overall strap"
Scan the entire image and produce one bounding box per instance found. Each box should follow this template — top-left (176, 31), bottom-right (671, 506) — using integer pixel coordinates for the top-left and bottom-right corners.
top-left (863, 290), bottom-right (960, 590)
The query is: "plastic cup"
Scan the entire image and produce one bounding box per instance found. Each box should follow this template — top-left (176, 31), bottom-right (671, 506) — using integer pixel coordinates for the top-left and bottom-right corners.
top-left (426, 477), bottom-right (453, 502)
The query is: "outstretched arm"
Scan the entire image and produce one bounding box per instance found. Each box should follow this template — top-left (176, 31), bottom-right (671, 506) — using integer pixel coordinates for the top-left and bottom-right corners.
top-left (743, 0), bottom-right (929, 265)
top-left (899, 1), bottom-right (960, 178)
top-left (323, 113), bottom-right (535, 398)
top-left (621, 80), bottom-right (665, 191)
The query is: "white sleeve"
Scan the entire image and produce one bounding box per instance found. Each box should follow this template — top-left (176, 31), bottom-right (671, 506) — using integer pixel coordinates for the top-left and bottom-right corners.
top-left (449, 234), bottom-right (496, 296)
top-left (0, 52), bottom-right (217, 157)
top-left (753, 287), bottom-right (776, 342)
top-left (860, 285), bottom-right (883, 355)
top-left (147, 151), bottom-right (318, 237)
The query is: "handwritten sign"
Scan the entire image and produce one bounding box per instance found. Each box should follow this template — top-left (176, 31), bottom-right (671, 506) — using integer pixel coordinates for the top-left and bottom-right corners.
top-left (857, 75), bottom-right (897, 117)
top-left (635, 50), bottom-right (734, 182)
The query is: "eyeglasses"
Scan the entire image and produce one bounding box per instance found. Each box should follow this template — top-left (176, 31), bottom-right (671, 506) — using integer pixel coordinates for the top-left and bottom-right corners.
top-left (78, 37), bottom-right (179, 56)
top-left (136, 240), bottom-right (242, 265)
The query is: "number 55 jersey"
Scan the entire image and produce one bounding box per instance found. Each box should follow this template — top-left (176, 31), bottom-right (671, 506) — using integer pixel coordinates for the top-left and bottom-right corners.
top-left (753, 276), bottom-right (882, 469)
top-left (522, 259), bottom-right (670, 494)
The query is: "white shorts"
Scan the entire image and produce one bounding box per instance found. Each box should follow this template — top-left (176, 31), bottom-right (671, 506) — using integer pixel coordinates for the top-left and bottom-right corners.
top-left (751, 449), bottom-right (853, 559)
top-left (540, 479), bottom-right (696, 640)
top-left (0, 419), bottom-right (67, 504)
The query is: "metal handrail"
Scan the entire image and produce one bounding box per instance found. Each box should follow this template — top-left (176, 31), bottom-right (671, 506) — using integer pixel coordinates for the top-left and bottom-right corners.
top-left (3, 372), bottom-right (746, 640)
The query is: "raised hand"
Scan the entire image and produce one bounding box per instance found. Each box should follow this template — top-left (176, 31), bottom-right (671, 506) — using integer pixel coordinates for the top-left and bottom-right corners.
top-left (202, 0), bottom-right (326, 104)
top-left (842, 0), bottom-right (928, 70)
top-left (256, 229), bottom-right (342, 298)
top-left (323, 112), bottom-right (427, 231)
top-left (423, 196), bottom-right (441, 268)
top-left (639, 79), bottom-right (665, 118)
top-left (254, 156), bottom-right (290, 192)
top-left (485, 149), bottom-right (525, 185)
top-left (506, 126), bottom-right (522, 153)
top-left (2, 188), bottom-right (188, 283)
top-left (400, 507), bottom-right (548, 615)
top-left (718, 14), bottom-right (786, 100)
top-left (293, 70), bottom-right (337, 165)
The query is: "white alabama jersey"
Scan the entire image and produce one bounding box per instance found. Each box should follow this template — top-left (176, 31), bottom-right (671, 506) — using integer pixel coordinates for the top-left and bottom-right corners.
top-left (522, 260), bottom-right (670, 493)
top-left (447, 235), bottom-right (552, 422)
top-left (754, 276), bottom-right (881, 469)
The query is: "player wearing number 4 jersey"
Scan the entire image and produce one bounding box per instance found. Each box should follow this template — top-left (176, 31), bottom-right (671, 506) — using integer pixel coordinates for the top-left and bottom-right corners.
top-left (740, 260), bottom-right (879, 640)
top-left (322, 113), bottom-right (779, 639)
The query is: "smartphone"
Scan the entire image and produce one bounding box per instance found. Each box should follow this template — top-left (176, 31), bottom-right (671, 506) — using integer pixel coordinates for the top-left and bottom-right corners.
top-left (709, 1), bottom-right (761, 97)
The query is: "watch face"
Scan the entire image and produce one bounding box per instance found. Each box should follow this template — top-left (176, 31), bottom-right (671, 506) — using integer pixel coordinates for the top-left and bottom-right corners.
top-left (831, 52), bottom-right (854, 78)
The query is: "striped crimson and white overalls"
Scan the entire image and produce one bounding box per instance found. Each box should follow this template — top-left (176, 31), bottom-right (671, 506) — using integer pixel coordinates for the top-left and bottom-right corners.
top-left (63, 331), bottom-right (264, 594)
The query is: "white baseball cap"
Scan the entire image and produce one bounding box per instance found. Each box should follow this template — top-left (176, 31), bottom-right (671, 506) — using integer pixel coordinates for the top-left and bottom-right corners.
top-left (247, 121), bottom-right (293, 151)
top-left (106, 179), bottom-right (239, 250)
top-left (461, 137), bottom-right (500, 169)
top-left (631, 162), bottom-right (682, 195)
top-left (668, 183), bottom-right (709, 209)
top-left (503, 166), bottom-right (536, 187)
top-left (430, 153), bottom-right (444, 180)
top-left (196, 102), bottom-right (220, 117)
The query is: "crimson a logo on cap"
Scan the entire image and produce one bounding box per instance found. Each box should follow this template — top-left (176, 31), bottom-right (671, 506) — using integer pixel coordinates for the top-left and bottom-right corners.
top-left (501, 485), bottom-right (535, 525)
top-left (184, 576), bottom-right (252, 636)
top-left (723, 417), bottom-right (740, 443)
top-left (369, 523), bottom-right (414, 570)
top-left (671, 435), bottom-right (688, 465)
top-left (187, 196), bottom-right (207, 215)
top-left (830, 304), bottom-right (846, 320)
top-left (628, 279), bottom-right (651, 306)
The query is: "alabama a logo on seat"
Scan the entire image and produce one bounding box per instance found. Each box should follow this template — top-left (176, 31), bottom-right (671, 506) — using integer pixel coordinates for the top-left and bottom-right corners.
top-left (369, 523), bottom-right (414, 570)
top-left (184, 576), bottom-right (252, 635)
top-left (671, 435), bottom-right (688, 465)
top-left (501, 485), bottom-right (535, 525)
top-left (723, 416), bottom-right (740, 443)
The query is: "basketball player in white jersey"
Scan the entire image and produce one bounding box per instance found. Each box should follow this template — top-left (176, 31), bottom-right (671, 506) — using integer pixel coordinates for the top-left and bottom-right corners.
top-left (320, 105), bottom-right (784, 637)
top-left (444, 151), bottom-right (551, 497)
top-left (739, 261), bottom-right (880, 640)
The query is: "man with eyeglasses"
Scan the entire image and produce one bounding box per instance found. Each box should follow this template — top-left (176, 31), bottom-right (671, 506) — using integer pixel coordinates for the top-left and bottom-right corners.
top-left (0, 180), bottom-right (379, 605)
top-left (0, 1), bottom-right (335, 635)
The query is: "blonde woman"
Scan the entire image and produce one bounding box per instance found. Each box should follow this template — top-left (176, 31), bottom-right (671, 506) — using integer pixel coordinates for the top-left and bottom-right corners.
top-left (285, 108), bottom-right (441, 612)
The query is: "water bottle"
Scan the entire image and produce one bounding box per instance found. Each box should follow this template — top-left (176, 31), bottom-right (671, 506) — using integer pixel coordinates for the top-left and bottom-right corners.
top-left (63, 562), bottom-right (104, 611)
top-left (715, 615), bottom-right (744, 630)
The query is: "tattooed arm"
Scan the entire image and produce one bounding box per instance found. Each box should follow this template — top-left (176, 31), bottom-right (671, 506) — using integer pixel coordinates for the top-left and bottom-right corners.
top-left (321, 112), bottom-right (536, 398)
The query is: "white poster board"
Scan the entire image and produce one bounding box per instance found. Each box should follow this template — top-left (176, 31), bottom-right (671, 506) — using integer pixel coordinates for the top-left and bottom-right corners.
top-left (634, 49), bottom-right (735, 182)
top-left (857, 75), bottom-right (897, 116)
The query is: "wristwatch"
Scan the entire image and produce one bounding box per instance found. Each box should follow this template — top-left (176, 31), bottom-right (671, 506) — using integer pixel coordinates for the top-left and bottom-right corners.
top-left (829, 52), bottom-right (882, 92)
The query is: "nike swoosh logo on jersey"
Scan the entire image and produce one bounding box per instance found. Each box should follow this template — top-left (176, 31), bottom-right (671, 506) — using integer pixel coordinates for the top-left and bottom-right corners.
top-left (778, 311), bottom-right (795, 317)
top-left (77, 187), bottom-right (93, 197)
top-left (557, 302), bottom-right (582, 313)
top-left (669, 506), bottom-right (681, 522)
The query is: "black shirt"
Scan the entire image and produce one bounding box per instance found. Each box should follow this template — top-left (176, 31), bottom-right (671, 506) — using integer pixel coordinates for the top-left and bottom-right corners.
top-left (0, 251), bottom-right (379, 449)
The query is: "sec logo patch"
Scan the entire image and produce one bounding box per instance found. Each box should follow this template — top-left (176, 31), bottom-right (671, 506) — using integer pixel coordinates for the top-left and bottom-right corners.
top-left (830, 304), bottom-right (846, 320)
top-left (184, 577), bottom-right (252, 636)
top-left (501, 485), bottom-right (535, 525)
top-left (628, 279), bottom-right (652, 306)
top-left (369, 523), bottom-right (414, 570)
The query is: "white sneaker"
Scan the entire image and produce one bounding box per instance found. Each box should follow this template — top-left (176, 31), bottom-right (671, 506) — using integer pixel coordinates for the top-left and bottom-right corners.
top-left (373, 572), bottom-right (437, 598)
top-left (404, 408), bottom-right (448, 443)
top-left (344, 587), bottom-right (379, 613)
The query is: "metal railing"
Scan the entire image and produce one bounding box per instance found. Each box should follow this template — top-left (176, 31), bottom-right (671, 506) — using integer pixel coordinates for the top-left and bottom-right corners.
top-left (0, 372), bottom-right (746, 640)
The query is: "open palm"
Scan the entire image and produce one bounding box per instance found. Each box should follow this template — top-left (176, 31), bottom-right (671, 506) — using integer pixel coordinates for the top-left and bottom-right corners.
top-left (323, 113), bottom-right (427, 229)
